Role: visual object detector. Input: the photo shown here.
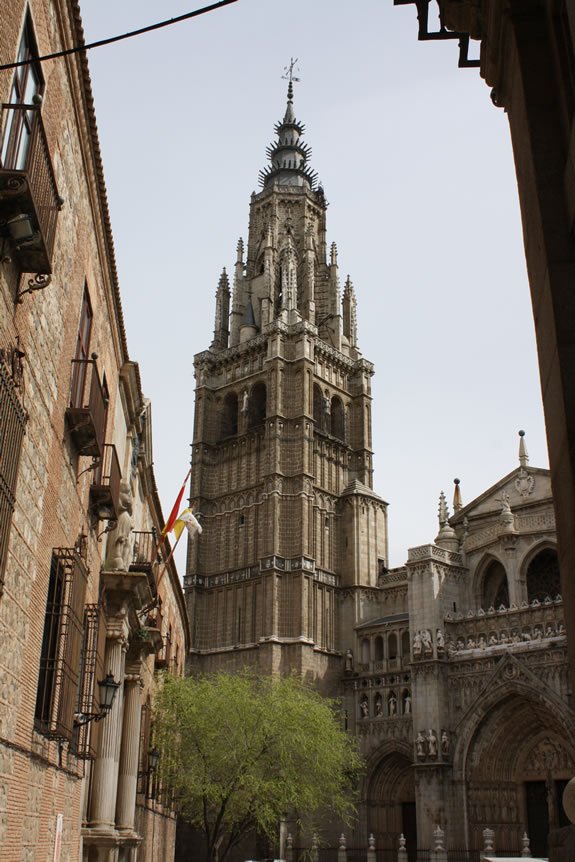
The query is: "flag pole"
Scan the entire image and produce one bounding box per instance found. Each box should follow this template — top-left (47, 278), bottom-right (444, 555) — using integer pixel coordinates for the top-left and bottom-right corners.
top-left (155, 530), bottom-right (183, 591)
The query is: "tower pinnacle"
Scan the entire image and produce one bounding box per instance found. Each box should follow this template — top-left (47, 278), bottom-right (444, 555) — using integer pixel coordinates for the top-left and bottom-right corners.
top-left (258, 76), bottom-right (317, 190)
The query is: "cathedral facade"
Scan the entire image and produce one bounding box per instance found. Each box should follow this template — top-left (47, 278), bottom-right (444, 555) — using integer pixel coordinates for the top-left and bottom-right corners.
top-left (184, 87), bottom-right (572, 859)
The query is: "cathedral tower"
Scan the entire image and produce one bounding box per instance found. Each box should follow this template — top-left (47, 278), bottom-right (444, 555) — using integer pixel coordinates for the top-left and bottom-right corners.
top-left (185, 83), bottom-right (388, 686)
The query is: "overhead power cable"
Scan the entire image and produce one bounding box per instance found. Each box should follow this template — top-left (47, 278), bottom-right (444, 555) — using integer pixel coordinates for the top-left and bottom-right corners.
top-left (0, 0), bottom-right (239, 72)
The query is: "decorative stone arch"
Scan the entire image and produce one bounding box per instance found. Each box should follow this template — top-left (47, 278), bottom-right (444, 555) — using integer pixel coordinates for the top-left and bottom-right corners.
top-left (374, 635), bottom-right (384, 661)
top-left (400, 629), bottom-right (410, 658)
top-left (220, 391), bottom-right (238, 439)
top-left (451, 673), bottom-right (575, 855)
top-left (331, 395), bottom-right (345, 441)
top-left (388, 631), bottom-right (398, 660)
top-left (312, 383), bottom-right (323, 428)
top-left (473, 552), bottom-right (510, 610)
top-left (247, 381), bottom-right (266, 429)
top-left (520, 542), bottom-right (561, 603)
top-left (364, 742), bottom-right (416, 853)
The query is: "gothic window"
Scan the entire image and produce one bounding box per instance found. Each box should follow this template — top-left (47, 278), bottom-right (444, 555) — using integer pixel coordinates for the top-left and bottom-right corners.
top-left (331, 395), bottom-right (345, 441)
top-left (247, 382), bottom-right (266, 429)
top-left (361, 637), bottom-right (370, 664)
top-left (527, 548), bottom-right (561, 603)
top-left (388, 632), bottom-right (398, 660)
top-left (35, 548), bottom-right (88, 740)
top-left (1, 15), bottom-right (43, 171)
top-left (482, 560), bottom-right (509, 609)
top-left (313, 384), bottom-right (323, 429)
top-left (0, 354), bottom-right (27, 596)
top-left (401, 630), bottom-right (410, 658)
top-left (374, 635), bottom-right (384, 661)
top-left (220, 392), bottom-right (238, 438)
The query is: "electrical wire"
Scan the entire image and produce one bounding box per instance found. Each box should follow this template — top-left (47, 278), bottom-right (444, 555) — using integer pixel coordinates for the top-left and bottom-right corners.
top-left (0, 0), bottom-right (239, 72)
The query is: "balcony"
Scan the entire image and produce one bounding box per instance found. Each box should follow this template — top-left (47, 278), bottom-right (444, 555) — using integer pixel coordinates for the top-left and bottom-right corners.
top-left (130, 530), bottom-right (158, 599)
top-left (89, 444), bottom-right (121, 520)
top-left (66, 359), bottom-right (107, 456)
top-left (0, 103), bottom-right (61, 274)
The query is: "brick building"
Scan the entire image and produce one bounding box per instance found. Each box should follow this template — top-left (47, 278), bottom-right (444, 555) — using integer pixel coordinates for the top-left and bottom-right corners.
top-left (0, 2), bottom-right (188, 860)
top-left (185, 84), bottom-right (571, 859)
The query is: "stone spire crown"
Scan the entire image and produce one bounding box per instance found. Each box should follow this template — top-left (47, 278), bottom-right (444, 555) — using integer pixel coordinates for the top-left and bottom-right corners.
top-left (258, 82), bottom-right (318, 190)
top-left (518, 429), bottom-right (529, 467)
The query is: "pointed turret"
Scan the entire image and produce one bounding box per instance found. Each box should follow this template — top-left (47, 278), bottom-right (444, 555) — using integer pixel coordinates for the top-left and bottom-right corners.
top-left (435, 491), bottom-right (459, 550)
top-left (211, 268), bottom-right (230, 352)
top-left (343, 276), bottom-right (358, 349)
top-left (453, 478), bottom-right (462, 513)
top-left (518, 429), bottom-right (529, 467)
top-left (258, 82), bottom-right (318, 190)
top-left (239, 296), bottom-right (258, 342)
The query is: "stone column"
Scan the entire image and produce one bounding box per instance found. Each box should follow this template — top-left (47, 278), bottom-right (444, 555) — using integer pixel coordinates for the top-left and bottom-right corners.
top-left (89, 624), bottom-right (127, 831)
top-left (115, 672), bottom-right (143, 833)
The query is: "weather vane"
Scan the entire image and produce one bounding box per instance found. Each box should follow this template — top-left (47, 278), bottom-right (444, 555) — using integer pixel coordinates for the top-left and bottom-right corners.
top-left (282, 57), bottom-right (301, 85)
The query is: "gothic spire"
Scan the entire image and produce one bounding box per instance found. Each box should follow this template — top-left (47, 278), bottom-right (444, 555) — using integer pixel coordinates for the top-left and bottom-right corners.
top-left (211, 268), bottom-right (230, 352)
top-left (258, 82), bottom-right (318, 190)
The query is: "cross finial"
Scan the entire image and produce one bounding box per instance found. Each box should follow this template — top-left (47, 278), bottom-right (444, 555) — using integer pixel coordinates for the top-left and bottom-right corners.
top-left (282, 57), bottom-right (301, 85)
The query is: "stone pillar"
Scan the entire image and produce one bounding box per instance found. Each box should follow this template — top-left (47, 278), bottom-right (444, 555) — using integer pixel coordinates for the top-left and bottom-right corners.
top-left (89, 624), bottom-right (127, 831)
top-left (115, 672), bottom-right (143, 833)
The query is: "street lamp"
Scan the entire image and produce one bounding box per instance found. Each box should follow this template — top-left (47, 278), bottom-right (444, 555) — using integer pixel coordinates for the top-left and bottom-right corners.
top-left (74, 672), bottom-right (120, 726)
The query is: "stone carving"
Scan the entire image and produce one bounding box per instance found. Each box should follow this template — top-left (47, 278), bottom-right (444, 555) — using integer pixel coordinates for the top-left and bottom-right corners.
top-left (427, 728), bottom-right (438, 758)
top-left (441, 730), bottom-right (450, 756)
top-left (344, 649), bottom-right (354, 672)
top-left (413, 631), bottom-right (423, 658)
top-left (515, 468), bottom-right (535, 497)
top-left (422, 629), bottom-right (433, 656)
top-left (375, 695), bottom-right (383, 717)
top-left (360, 697), bottom-right (369, 718)
top-left (436, 629), bottom-right (445, 654)
top-left (433, 825), bottom-right (445, 852)
top-left (416, 731), bottom-right (426, 759)
top-left (388, 693), bottom-right (397, 716)
top-left (404, 692), bottom-right (412, 714)
top-left (108, 481), bottom-right (133, 571)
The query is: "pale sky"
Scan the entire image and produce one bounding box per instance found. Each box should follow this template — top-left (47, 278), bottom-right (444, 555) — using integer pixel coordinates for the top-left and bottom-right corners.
top-left (80, 0), bottom-right (548, 570)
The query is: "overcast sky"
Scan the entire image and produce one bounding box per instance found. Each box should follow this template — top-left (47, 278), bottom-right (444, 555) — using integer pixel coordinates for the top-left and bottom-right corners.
top-left (80, 0), bottom-right (548, 570)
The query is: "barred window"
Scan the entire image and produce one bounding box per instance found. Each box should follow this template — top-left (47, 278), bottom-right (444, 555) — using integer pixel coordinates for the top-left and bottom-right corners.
top-left (72, 602), bottom-right (106, 758)
top-left (34, 548), bottom-right (88, 740)
top-left (0, 357), bottom-right (27, 596)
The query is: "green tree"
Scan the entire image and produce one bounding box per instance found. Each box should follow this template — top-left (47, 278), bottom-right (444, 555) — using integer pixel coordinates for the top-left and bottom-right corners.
top-left (152, 670), bottom-right (362, 862)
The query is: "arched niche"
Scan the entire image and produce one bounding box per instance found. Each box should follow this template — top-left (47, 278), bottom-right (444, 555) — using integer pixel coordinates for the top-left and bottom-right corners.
top-left (220, 392), bottom-right (238, 438)
top-left (481, 558), bottom-right (510, 609)
top-left (361, 637), bottom-right (370, 664)
top-left (248, 381), bottom-right (266, 429)
top-left (374, 635), bottom-right (384, 661)
top-left (313, 384), bottom-right (323, 430)
top-left (331, 395), bottom-right (345, 441)
top-left (367, 746), bottom-right (416, 855)
top-left (526, 546), bottom-right (561, 603)
top-left (388, 632), bottom-right (398, 660)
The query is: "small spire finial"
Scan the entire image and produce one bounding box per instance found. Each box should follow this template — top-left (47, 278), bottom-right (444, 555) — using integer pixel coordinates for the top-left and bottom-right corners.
top-left (282, 57), bottom-right (301, 86)
top-left (438, 491), bottom-right (449, 526)
top-left (330, 242), bottom-right (338, 266)
top-left (453, 478), bottom-right (462, 513)
top-left (518, 429), bottom-right (529, 467)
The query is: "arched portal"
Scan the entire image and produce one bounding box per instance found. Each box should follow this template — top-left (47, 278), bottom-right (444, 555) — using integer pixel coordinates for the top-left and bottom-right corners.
top-left (462, 690), bottom-right (575, 857)
top-left (367, 749), bottom-right (416, 860)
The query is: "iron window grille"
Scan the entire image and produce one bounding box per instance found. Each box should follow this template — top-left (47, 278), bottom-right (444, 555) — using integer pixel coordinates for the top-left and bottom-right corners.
top-left (71, 602), bottom-right (106, 758)
top-left (0, 356), bottom-right (27, 596)
top-left (34, 548), bottom-right (89, 741)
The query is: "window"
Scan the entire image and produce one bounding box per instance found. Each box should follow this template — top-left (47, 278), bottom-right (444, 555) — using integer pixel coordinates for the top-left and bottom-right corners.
top-left (220, 392), bottom-right (238, 438)
top-left (0, 355), bottom-right (27, 596)
top-left (35, 548), bottom-right (88, 740)
top-left (527, 548), bottom-right (561, 603)
top-left (331, 395), bottom-right (345, 440)
top-left (1, 17), bottom-right (43, 171)
top-left (247, 382), bottom-right (266, 429)
top-left (72, 602), bottom-right (106, 759)
top-left (70, 285), bottom-right (93, 408)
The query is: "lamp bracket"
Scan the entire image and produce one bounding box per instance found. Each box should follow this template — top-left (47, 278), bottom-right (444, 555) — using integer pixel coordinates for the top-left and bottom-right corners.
top-left (16, 273), bottom-right (52, 303)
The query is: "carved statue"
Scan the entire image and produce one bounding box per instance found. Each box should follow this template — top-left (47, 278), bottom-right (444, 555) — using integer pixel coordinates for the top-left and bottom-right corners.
top-left (241, 389), bottom-right (249, 414)
top-left (416, 731), bottom-right (426, 758)
top-left (427, 729), bottom-right (438, 758)
top-left (388, 693), bottom-right (397, 716)
top-left (413, 631), bottom-right (423, 658)
top-left (360, 698), bottom-right (369, 718)
top-left (436, 629), bottom-right (445, 652)
top-left (441, 730), bottom-right (450, 756)
top-left (403, 693), bottom-right (412, 714)
top-left (375, 695), bottom-right (383, 716)
top-left (422, 629), bottom-right (433, 656)
top-left (344, 649), bottom-right (354, 672)
top-left (108, 481), bottom-right (133, 571)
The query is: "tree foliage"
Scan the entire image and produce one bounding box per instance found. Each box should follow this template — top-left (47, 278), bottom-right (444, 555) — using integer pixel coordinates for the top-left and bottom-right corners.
top-left (152, 671), bottom-right (363, 862)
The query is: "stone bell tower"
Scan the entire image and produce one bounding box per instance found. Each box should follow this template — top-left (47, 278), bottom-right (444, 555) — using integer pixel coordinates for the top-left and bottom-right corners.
top-left (185, 82), bottom-right (388, 688)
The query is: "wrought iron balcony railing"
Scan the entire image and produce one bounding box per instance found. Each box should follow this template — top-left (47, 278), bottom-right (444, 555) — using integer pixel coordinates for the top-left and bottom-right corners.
top-left (89, 444), bottom-right (121, 521)
top-left (65, 359), bottom-right (107, 456)
top-left (0, 103), bottom-right (61, 274)
top-left (130, 530), bottom-right (158, 598)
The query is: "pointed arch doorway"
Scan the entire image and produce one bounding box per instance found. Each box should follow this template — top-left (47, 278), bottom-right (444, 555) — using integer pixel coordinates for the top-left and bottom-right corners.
top-left (367, 749), bottom-right (416, 860)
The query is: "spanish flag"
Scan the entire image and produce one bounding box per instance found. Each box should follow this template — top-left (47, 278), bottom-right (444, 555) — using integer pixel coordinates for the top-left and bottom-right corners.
top-left (173, 509), bottom-right (202, 541)
top-left (161, 469), bottom-right (191, 536)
